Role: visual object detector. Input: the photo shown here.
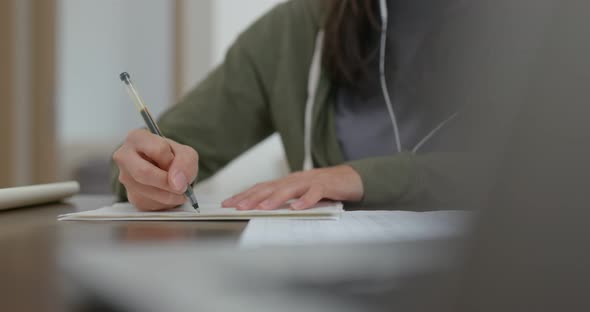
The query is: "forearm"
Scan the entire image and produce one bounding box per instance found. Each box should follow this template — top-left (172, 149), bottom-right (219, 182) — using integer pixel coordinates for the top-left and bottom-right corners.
top-left (347, 152), bottom-right (474, 210)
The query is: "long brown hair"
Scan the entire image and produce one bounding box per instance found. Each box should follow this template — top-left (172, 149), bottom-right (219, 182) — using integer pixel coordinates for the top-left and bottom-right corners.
top-left (323, 0), bottom-right (382, 88)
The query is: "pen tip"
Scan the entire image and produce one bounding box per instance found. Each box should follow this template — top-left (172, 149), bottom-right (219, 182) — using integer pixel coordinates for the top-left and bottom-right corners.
top-left (120, 72), bottom-right (131, 84)
top-left (192, 203), bottom-right (200, 210)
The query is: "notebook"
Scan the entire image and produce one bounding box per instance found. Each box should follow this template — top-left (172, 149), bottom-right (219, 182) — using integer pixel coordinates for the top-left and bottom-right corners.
top-left (58, 201), bottom-right (343, 221)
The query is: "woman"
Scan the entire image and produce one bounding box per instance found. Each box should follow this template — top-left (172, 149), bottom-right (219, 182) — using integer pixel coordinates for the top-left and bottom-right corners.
top-left (112, 0), bottom-right (462, 211)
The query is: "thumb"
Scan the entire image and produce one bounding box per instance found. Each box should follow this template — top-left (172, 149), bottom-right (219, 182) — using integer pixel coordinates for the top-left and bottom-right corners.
top-left (166, 140), bottom-right (199, 194)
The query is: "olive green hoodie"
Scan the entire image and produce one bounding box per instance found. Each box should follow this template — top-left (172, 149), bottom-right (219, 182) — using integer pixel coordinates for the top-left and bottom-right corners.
top-left (112, 0), bottom-right (463, 209)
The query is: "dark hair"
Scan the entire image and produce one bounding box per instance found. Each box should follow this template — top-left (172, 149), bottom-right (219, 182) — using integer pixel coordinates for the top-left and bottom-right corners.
top-left (323, 0), bottom-right (381, 88)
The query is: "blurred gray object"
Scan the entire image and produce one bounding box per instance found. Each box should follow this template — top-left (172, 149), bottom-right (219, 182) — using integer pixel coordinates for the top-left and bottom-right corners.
top-left (60, 239), bottom-right (462, 312)
top-left (73, 158), bottom-right (111, 195)
top-left (443, 0), bottom-right (590, 311)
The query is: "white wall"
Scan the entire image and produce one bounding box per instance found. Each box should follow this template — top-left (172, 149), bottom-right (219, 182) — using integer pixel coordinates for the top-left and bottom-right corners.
top-left (180, 1), bottom-right (213, 94)
top-left (57, 0), bottom-right (285, 144)
top-left (57, 0), bottom-right (174, 146)
top-left (211, 0), bottom-right (284, 66)
top-left (56, 0), bottom-right (175, 179)
top-left (180, 0), bottom-right (284, 93)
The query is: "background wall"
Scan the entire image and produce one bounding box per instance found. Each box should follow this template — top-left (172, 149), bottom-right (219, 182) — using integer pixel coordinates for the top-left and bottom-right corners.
top-left (0, 0), bottom-right (16, 188)
top-left (1, 0), bottom-right (57, 188)
top-left (57, 0), bottom-right (175, 144)
top-left (211, 0), bottom-right (284, 67)
top-left (178, 0), bottom-right (284, 93)
top-left (56, 0), bottom-right (175, 185)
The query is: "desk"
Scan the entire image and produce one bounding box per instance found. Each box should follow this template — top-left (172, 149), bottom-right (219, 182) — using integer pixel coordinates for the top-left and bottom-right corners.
top-left (0, 195), bottom-right (247, 312)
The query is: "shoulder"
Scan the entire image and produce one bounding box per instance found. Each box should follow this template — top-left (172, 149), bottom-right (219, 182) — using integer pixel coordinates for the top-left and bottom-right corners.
top-left (228, 0), bottom-right (327, 88)
top-left (234, 0), bottom-right (325, 47)
top-left (260, 0), bottom-right (325, 27)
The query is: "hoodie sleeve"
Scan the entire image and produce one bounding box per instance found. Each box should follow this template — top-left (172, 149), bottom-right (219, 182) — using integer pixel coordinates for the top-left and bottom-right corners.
top-left (346, 152), bottom-right (478, 209)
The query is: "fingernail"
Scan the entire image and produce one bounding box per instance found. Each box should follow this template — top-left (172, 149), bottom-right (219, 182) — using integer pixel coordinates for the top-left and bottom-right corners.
top-left (172, 172), bottom-right (187, 192)
top-left (237, 201), bottom-right (251, 210)
top-left (291, 200), bottom-right (305, 210)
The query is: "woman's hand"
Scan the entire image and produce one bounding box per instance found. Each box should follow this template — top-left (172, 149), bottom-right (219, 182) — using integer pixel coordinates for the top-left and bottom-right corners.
top-left (222, 165), bottom-right (364, 210)
top-left (113, 129), bottom-right (199, 211)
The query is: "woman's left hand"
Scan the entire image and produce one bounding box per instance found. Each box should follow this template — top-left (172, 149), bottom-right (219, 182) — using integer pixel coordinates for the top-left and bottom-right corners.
top-left (222, 165), bottom-right (364, 210)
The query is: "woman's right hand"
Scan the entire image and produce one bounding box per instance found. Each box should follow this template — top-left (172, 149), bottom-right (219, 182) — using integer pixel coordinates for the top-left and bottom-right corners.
top-left (113, 129), bottom-right (199, 211)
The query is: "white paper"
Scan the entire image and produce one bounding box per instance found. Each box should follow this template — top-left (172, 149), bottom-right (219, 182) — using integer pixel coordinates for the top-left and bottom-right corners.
top-left (0, 181), bottom-right (80, 210)
top-left (58, 201), bottom-right (343, 221)
top-left (240, 210), bottom-right (471, 248)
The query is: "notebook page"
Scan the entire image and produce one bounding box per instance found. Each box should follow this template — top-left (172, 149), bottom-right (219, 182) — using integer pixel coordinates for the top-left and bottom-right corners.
top-left (58, 201), bottom-right (343, 221)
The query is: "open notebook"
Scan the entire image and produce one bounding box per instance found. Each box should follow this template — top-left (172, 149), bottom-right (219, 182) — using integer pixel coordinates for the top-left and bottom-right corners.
top-left (58, 201), bottom-right (343, 221)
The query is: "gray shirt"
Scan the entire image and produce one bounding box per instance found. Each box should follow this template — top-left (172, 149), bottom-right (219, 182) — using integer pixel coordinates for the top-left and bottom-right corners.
top-left (336, 0), bottom-right (457, 161)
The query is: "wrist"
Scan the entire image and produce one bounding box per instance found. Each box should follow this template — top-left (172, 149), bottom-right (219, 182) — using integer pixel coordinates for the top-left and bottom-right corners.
top-left (334, 165), bottom-right (364, 202)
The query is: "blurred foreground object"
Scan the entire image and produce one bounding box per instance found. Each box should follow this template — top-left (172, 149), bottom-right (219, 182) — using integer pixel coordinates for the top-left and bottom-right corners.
top-left (445, 0), bottom-right (590, 311)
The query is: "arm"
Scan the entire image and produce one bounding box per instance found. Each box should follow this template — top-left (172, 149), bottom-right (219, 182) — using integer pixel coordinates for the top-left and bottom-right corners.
top-left (221, 152), bottom-right (473, 211)
top-left (347, 152), bottom-right (475, 209)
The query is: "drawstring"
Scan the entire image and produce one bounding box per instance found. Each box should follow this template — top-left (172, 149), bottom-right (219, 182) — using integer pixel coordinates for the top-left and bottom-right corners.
top-left (302, 31), bottom-right (324, 171)
top-left (302, 29), bottom-right (457, 165)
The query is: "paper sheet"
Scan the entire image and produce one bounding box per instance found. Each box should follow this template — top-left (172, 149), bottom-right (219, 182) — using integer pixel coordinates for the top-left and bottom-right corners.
top-left (0, 181), bottom-right (79, 210)
top-left (240, 210), bottom-right (471, 248)
top-left (58, 201), bottom-right (343, 221)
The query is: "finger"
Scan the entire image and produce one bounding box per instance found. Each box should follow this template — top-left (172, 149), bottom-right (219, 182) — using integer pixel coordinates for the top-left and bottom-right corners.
top-left (167, 140), bottom-right (199, 193)
top-left (222, 183), bottom-right (268, 208)
top-left (118, 147), bottom-right (176, 192)
top-left (257, 183), bottom-right (308, 210)
top-left (234, 187), bottom-right (275, 210)
top-left (127, 129), bottom-right (174, 169)
top-left (119, 170), bottom-right (186, 207)
top-left (290, 185), bottom-right (324, 210)
top-left (127, 190), bottom-right (176, 211)
top-left (222, 192), bottom-right (250, 208)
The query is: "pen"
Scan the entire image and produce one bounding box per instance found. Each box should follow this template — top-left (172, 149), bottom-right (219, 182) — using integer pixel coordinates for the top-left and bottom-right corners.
top-left (119, 72), bottom-right (200, 212)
